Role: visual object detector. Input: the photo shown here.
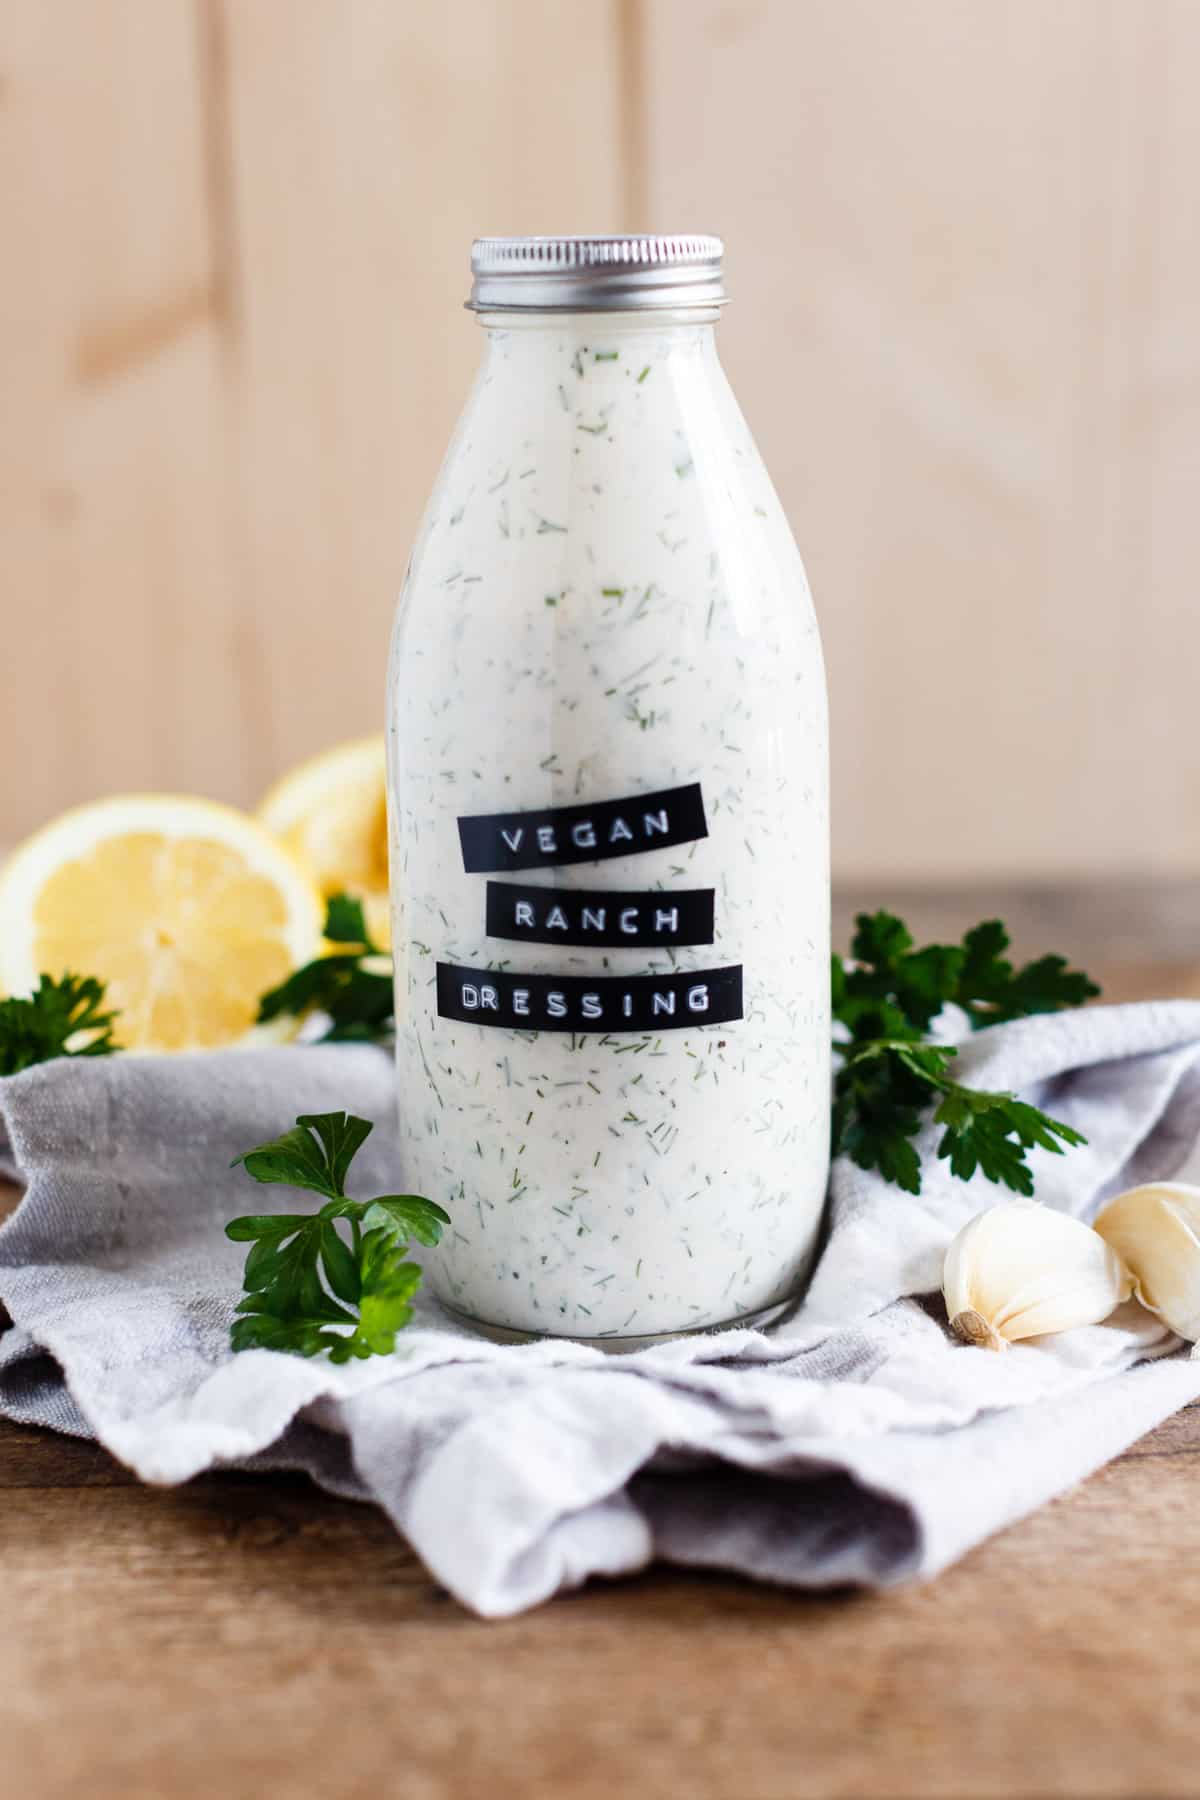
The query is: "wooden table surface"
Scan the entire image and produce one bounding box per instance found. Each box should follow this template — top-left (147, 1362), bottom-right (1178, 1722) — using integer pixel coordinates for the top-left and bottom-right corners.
top-left (3, 915), bottom-right (1199, 1800)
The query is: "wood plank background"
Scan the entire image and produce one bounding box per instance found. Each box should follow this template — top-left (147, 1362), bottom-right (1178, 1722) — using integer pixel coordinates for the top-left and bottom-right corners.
top-left (4, 1402), bottom-right (1200, 1799)
top-left (3, 0), bottom-right (1198, 884)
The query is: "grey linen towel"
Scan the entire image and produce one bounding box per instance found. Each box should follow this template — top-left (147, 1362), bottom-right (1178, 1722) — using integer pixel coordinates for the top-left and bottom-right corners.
top-left (3, 1001), bottom-right (1200, 1616)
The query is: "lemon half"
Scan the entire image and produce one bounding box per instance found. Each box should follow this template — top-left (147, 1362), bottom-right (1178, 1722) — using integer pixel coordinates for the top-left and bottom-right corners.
top-left (257, 736), bottom-right (390, 947)
top-left (0, 796), bottom-right (324, 1052)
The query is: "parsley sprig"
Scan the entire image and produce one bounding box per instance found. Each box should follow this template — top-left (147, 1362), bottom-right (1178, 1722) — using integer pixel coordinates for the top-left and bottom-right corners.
top-left (226, 1111), bottom-right (449, 1361)
top-left (254, 899), bottom-right (1099, 1199)
top-left (0, 974), bottom-right (119, 1076)
top-left (257, 895), bottom-right (394, 1043)
top-left (833, 913), bottom-right (1098, 1196)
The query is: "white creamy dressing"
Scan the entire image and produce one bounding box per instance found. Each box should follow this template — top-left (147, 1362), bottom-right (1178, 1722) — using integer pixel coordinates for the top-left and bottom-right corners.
top-left (387, 312), bottom-right (829, 1340)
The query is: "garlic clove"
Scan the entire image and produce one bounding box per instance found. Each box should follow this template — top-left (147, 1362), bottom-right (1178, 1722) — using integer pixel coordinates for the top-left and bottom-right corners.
top-left (942, 1200), bottom-right (1133, 1351)
top-left (1093, 1183), bottom-right (1200, 1344)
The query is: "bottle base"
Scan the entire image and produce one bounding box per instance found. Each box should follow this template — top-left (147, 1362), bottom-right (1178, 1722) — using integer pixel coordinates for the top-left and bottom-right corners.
top-left (434, 1294), bottom-right (798, 1354)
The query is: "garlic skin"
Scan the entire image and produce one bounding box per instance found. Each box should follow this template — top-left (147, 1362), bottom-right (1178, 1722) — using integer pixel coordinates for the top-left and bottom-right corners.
top-left (943, 1201), bottom-right (1134, 1352)
top-left (1093, 1183), bottom-right (1200, 1345)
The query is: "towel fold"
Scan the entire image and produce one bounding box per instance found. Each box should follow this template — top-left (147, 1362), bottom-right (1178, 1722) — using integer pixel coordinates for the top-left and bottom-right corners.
top-left (3, 1000), bottom-right (1199, 1617)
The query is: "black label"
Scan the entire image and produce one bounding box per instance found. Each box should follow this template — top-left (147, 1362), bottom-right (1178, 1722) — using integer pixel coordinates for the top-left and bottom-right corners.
top-left (457, 782), bottom-right (707, 873)
top-left (436, 963), bottom-right (743, 1033)
top-left (485, 882), bottom-right (714, 948)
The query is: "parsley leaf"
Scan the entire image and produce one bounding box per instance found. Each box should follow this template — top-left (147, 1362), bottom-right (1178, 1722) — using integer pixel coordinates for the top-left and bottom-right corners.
top-left (0, 974), bottom-right (119, 1076)
top-left (833, 911), bottom-right (1098, 1039)
top-left (832, 1040), bottom-right (958, 1196)
top-left (832, 913), bottom-right (1097, 1195)
top-left (232, 1110), bottom-right (374, 1198)
top-left (954, 919), bottom-right (1100, 1027)
top-left (323, 892), bottom-right (378, 945)
top-left (933, 1085), bottom-right (1085, 1193)
top-left (835, 912), bottom-right (962, 1034)
top-left (257, 895), bottom-right (394, 1044)
top-left (226, 1110), bottom-right (449, 1361)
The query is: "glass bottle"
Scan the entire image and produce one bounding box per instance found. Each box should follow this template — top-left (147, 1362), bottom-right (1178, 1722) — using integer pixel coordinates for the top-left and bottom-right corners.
top-left (387, 236), bottom-right (828, 1346)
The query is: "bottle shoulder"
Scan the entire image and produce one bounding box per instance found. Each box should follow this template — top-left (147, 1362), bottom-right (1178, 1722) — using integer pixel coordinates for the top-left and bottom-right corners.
top-left (399, 352), bottom-right (815, 629)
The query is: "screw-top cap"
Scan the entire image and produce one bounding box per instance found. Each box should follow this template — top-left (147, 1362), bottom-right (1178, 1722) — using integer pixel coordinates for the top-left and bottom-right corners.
top-left (467, 235), bottom-right (726, 313)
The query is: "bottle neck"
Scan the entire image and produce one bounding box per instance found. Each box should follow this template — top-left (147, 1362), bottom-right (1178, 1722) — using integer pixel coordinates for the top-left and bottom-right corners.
top-left (473, 306), bottom-right (721, 331)
top-left (474, 308), bottom-right (720, 361)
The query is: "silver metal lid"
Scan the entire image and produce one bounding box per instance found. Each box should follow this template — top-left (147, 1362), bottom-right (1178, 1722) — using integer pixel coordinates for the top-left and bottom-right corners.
top-left (467, 235), bottom-right (726, 313)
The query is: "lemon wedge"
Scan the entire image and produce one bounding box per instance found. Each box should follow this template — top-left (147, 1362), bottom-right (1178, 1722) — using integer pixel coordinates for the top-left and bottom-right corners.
top-left (0, 796), bottom-right (324, 1052)
top-left (257, 736), bottom-right (390, 947)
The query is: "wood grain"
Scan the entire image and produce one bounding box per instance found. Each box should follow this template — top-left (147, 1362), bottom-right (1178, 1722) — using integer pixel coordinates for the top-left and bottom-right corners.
top-left (1, 945), bottom-right (1198, 1797)
top-left (1, 1407), bottom-right (1198, 1799)
top-left (832, 876), bottom-right (1200, 974)
top-left (5, 2), bottom-right (1200, 887)
top-left (0, 0), bottom-right (627, 837)
top-left (216, 0), bottom-right (628, 797)
top-left (0, 0), bottom-right (250, 835)
top-left (641, 0), bottom-right (1200, 883)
